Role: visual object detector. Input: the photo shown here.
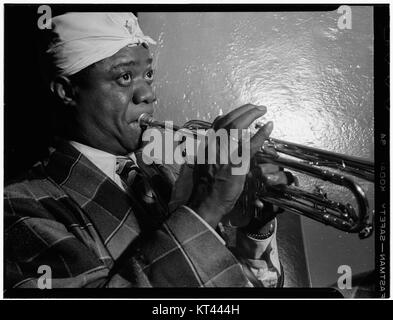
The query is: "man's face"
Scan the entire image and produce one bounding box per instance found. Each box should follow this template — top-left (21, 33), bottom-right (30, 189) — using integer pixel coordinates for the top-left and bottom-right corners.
top-left (72, 44), bottom-right (155, 155)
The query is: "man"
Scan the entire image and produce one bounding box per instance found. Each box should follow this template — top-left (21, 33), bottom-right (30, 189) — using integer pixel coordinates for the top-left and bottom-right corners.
top-left (4, 12), bottom-right (290, 289)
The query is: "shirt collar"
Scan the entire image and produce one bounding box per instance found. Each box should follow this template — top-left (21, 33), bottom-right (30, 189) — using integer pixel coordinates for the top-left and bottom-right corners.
top-left (69, 141), bottom-right (137, 182)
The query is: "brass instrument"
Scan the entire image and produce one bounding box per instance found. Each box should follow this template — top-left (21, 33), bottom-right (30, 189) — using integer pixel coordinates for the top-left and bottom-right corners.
top-left (138, 113), bottom-right (374, 239)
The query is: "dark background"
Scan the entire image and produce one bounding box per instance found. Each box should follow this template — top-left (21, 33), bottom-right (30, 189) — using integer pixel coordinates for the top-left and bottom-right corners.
top-left (5, 5), bottom-right (52, 182)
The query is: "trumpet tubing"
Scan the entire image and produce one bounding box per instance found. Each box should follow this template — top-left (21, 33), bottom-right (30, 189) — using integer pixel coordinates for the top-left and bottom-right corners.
top-left (138, 113), bottom-right (374, 239)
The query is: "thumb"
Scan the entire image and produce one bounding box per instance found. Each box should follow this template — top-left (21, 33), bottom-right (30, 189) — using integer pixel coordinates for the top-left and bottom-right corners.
top-left (250, 121), bottom-right (274, 156)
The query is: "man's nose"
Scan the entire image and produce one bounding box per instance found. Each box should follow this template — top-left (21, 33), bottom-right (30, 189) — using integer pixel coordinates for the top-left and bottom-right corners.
top-left (132, 80), bottom-right (156, 105)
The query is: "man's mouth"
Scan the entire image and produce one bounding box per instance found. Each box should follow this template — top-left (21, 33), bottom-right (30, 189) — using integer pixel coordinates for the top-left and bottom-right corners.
top-left (129, 120), bottom-right (150, 141)
top-left (128, 120), bottom-right (142, 132)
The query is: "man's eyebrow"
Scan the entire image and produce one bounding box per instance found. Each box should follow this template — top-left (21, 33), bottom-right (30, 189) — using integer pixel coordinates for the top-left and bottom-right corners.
top-left (111, 58), bottom-right (153, 71)
top-left (111, 61), bottom-right (135, 71)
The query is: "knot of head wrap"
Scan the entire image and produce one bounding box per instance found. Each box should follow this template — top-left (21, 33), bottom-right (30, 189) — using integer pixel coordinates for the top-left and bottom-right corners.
top-left (47, 12), bottom-right (156, 76)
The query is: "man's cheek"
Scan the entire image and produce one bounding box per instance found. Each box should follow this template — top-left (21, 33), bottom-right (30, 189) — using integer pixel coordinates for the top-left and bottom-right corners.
top-left (115, 89), bottom-right (133, 107)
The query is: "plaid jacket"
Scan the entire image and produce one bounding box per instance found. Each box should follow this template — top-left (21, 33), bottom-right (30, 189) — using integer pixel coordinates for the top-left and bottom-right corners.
top-left (4, 141), bottom-right (250, 289)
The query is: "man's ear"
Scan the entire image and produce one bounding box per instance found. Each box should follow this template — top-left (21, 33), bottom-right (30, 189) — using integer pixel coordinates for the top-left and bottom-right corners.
top-left (50, 76), bottom-right (77, 107)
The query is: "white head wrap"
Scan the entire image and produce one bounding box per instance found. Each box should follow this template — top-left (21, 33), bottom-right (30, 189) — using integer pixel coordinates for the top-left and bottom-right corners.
top-left (47, 12), bottom-right (156, 76)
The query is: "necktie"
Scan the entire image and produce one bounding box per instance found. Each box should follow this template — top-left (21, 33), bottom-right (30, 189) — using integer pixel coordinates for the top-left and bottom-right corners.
top-left (116, 156), bottom-right (169, 231)
top-left (115, 156), bottom-right (155, 204)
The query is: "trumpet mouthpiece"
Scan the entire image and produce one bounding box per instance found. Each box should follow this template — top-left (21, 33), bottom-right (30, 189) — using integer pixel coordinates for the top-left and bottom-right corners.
top-left (138, 113), bottom-right (153, 126)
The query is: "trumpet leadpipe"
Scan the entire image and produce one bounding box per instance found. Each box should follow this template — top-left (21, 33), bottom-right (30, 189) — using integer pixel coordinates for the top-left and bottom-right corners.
top-left (138, 113), bottom-right (207, 139)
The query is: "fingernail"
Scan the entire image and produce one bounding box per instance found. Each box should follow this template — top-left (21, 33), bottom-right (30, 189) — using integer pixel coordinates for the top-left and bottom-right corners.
top-left (256, 105), bottom-right (267, 112)
top-left (254, 199), bottom-right (264, 209)
top-left (267, 174), bottom-right (279, 182)
top-left (265, 121), bottom-right (274, 135)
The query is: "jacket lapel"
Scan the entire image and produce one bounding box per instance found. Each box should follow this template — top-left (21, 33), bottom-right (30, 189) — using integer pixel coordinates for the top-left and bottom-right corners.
top-left (45, 141), bottom-right (145, 260)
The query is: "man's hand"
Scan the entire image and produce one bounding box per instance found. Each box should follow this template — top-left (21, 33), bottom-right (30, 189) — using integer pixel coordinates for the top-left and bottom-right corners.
top-left (188, 104), bottom-right (273, 228)
top-left (221, 163), bottom-right (298, 228)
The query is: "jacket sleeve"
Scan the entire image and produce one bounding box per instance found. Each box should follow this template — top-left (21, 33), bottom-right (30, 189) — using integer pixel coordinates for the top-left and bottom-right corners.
top-left (4, 191), bottom-right (111, 290)
top-left (230, 221), bottom-right (283, 288)
top-left (166, 162), bottom-right (283, 287)
top-left (4, 188), bottom-right (249, 290)
top-left (110, 206), bottom-right (249, 287)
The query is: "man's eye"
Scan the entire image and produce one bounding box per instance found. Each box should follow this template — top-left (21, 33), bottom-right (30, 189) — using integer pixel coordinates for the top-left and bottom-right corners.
top-left (145, 70), bottom-right (154, 81)
top-left (118, 73), bottom-right (133, 86)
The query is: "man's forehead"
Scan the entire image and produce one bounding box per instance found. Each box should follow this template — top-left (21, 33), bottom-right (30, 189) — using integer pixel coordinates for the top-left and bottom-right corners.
top-left (105, 45), bottom-right (153, 70)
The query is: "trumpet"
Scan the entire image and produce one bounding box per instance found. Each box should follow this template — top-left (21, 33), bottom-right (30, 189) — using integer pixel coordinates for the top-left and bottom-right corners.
top-left (138, 113), bottom-right (374, 239)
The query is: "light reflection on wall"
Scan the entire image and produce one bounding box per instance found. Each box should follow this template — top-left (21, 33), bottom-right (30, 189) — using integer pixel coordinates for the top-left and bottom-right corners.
top-left (140, 7), bottom-right (374, 286)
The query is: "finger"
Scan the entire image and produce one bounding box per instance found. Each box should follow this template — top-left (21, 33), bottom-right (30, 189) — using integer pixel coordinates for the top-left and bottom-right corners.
top-left (212, 115), bottom-right (224, 127)
top-left (250, 121), bottom-right (274, 156)
top-left (252, 129), bottom-right (278, 157)
top-left (227, 107), bottom-right (267, 130)
top-left (258, 163), bottom-right (281, 175)
top-left (254, 199), bottom-right (264, 209)
top-left (213, 104), bottom-right (266, 129)
top-left (261, 142), bottom-right (279, 157)
top-left (213, 105), bottom-right (255, 128)
top-left (265, 171), bottom-right (288, 185)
